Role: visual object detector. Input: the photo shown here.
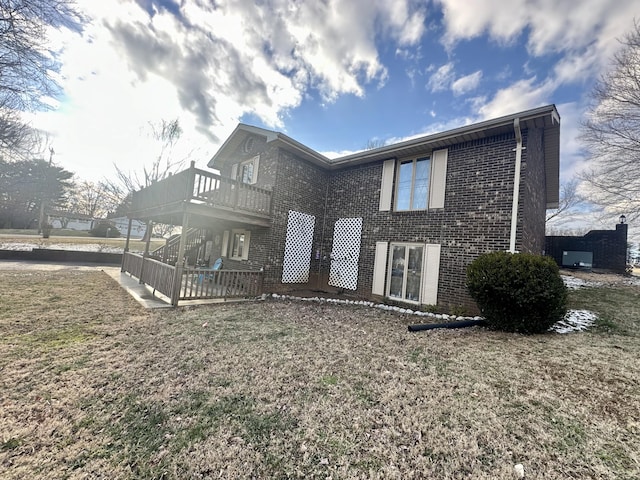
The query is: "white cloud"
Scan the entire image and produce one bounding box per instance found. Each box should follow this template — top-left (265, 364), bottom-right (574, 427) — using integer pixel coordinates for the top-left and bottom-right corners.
top-left (32, 0), bottom-right (429, 182)
top-left (451, 70), bottom-right (482, 96)
top-left (437, 0), bottom-right (638, 80)
top-left (476, 77), bottom-right (556, 120)
top-left (427, 62), bottom-right (455, 92)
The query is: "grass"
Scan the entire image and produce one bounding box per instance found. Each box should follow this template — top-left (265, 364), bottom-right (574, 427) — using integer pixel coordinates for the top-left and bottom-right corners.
top-left (0, 270), bottom-right (639, 479)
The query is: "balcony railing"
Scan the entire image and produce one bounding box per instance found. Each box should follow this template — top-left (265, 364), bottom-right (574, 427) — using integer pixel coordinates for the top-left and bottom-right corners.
top-left (130, 165), bottom-right (272, 219)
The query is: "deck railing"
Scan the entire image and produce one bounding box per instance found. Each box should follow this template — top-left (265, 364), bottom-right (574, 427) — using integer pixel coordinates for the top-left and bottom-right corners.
top-left (139, 257), bottom-right (176, 299)
top-left (130, 165), bottom-right (272, 217)
top-left (179, 267), bottom-right (263, 300)
top-left (122, 251), bottom-right (143, 277)
top-left (121, 252), bottom-right (263, 305)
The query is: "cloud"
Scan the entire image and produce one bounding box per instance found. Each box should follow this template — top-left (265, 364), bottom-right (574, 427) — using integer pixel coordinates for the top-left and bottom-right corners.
top-left (451, 70), bottom-right (482, 96)
top-left (476, 77), bottom-right (556, 120)
top-left (33, 0), bottom-right (429, 181)
top-left (437, 0), bottom-right (638, 79)
top-left (427, 62), bottom-right (455, 92)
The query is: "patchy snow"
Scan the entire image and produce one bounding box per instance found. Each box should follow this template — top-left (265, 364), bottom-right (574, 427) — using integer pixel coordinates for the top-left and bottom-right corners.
top-left (550, 310), bottom-right (598, 333)
top-left (270, 293), bottom-right (598, 334)
top-left (562, 272), bottom-right (640, 289)
top-left (562, 275), bottom-right (603, 290)
top-left (0, 242), bottom-right (128, 254)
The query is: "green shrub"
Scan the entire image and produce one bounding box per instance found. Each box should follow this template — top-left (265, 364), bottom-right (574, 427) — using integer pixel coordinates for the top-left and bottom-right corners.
top-left (88, 222), bottom-right (121, 238)
top-left (466, 251), bottom-right (567, 334)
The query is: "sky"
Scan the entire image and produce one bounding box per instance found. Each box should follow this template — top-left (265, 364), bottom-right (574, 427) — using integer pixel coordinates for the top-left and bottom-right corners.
top-left (29, 0), bottom-right (639, 232)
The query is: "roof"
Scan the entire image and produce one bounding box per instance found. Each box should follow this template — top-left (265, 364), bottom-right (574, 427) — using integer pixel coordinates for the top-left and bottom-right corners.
top-left (208, 104), bottom-right (561, 207)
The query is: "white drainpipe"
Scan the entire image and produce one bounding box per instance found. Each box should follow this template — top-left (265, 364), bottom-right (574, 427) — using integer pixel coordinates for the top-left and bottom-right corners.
top-left (509, 118), bottom-right (524, 253)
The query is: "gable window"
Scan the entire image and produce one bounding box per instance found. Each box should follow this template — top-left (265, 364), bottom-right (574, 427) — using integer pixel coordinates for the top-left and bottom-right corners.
top-left (232, 155), bottom-right (260, 185)
top-left (396, 157), bottom-right (431, 211)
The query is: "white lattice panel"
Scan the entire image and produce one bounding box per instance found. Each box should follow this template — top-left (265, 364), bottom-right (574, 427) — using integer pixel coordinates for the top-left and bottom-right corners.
top-left (328, 217), bottom-right (363, 290)
top-left (282, 210), bottom-right (315, 283)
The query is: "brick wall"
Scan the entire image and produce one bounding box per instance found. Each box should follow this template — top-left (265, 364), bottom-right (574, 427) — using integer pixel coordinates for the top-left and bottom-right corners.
top-left (519, 127), bottom-right (547, 254)
top-left (240, 129), bottom-right (549, 310)
top-left (253, 147), bottom-right (330, 291)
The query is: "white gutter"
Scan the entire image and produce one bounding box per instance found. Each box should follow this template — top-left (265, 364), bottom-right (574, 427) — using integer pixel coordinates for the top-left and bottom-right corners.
top-left (509, 118), bottom-right (524, 253)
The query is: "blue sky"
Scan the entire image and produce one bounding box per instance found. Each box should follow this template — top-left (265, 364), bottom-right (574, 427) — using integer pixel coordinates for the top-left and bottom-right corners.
top-left (31, 0), bottom-right (639, 231)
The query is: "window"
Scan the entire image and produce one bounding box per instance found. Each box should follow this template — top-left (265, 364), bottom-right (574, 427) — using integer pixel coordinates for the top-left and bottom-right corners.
top-left (379, 149), bottom-right (447, 212)
top-left (396, 157), bottom-right (431, 211)
top-left (223, 229), bottom-right (251, 260)
top-left (232, 155), bottom-right (260, 185)
top-left (388, 243), bottom-right (424, 303)
top-left (373, 242), bottom-right (441, 305)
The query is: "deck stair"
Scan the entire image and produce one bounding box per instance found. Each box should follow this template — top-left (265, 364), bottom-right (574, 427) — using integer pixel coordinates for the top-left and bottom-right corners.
top-left (151, 227), bottom-right (207, 265)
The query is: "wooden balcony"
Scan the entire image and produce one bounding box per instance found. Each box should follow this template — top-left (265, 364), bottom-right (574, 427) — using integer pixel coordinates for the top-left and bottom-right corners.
top-left (129, 164), bottom-right (272, 227)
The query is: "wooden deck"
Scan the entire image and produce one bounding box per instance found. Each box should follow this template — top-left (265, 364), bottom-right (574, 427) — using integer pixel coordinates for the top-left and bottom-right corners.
top-left (121, 252), bottom-right (263, 306)
top-left (128, 164), bottom-right (272, 227)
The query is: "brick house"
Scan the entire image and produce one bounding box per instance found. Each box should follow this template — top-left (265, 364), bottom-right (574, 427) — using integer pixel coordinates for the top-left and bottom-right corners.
top-left (123, 105), bottom-right (560, 308)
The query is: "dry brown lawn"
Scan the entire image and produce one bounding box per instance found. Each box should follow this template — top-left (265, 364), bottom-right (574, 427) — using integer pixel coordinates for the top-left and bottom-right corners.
top-left (0, 269), bottom-right (638, 479)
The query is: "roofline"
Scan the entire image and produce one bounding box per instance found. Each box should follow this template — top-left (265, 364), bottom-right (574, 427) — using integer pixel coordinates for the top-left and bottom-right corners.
top-left (208, 105), bottom-right (560, 206)
top-left (209, 124), bottom-right (329, 167)
top-left (330, 104), bottom-right (560, 166)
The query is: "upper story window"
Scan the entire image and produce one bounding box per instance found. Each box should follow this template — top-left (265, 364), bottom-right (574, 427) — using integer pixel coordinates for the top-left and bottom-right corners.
top-left (396, 157), bottom-right (431, 211)
top-left (231, 155), bottom-right (260, 185)
top-left (378, 148), bottom-right (448, 212)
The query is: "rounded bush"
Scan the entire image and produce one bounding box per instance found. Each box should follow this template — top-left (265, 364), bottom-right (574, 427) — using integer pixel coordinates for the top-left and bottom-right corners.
top-left (89, 222), bottom-right (121, 238)
top-left (466, 251), bottom-right (567, 334)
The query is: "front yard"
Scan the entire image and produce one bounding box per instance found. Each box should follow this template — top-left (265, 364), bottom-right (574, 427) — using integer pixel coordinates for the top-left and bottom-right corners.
top-left (0, 270), bottom-right (638, 479)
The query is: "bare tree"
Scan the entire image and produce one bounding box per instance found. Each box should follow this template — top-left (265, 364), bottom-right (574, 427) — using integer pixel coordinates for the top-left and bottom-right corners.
top-left (0, 0), bottom-right (81, 157)
top-left (546, 179), bottom-right (584, 222)
top-left (364, 138), bottom-right (385, 150)
top-left (580, 21), bottom-right (640, 222)
top-left (105, 118), bottom-right (189, 238)
top-left (109, 118), bottom-right (186, 193)
top-left (68, 180), bottom-right (121, 219)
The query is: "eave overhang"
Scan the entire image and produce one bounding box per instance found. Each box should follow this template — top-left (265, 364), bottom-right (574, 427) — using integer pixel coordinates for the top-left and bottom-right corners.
top-left (209, 104), bottom-right (561, 208)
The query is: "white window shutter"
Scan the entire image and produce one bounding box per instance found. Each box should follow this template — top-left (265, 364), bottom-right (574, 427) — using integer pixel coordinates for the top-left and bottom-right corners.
top-left (372, 241), bottom-right (388, 295)
top-left (221, 230), bottom-right (229, 257)
top-left (379, 160), bottom-right (395, 211)
top-left (250, 155), bottom-right (259, 184)
top-left (421, 244), bottom-right (441, 305)
top-left (429, 149), bottom-right (448, 209)
top-left (230, 164), bottom-right (238, 180)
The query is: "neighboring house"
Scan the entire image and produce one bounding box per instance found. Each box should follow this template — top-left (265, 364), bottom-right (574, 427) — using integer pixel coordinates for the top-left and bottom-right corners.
top-left (123, 105), bottom-right (560, 309)
top-left (108, 216), bottom-right (146, 239)
top-left (47, 211), bottom-right (96, 231)
top-left (546, 221), bottom-right (628, 273)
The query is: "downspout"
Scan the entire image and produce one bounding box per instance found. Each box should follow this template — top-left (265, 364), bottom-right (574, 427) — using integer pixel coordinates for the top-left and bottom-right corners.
top-left (509, 118), bottom-right (524, 253)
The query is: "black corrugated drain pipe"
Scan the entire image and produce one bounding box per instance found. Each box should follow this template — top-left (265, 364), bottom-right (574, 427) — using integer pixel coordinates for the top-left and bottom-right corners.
top-left (408, 319), bottom-right (487, 332)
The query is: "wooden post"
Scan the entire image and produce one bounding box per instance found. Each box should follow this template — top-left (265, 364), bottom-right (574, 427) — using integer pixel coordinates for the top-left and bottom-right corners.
top-left (139, 220), bottom-right (153, 284)
top-left (171, 212), bottom-right (190, 306)
top-left (124, 218), bottom-right (133, 252)
top-left (121, 217), bottom-right (133, 272)
top-left (187, 160), bottom-right (196, 201)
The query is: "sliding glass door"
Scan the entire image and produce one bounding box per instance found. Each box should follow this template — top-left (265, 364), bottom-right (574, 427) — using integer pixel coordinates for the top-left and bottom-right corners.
top-left (388, 244), bottom-right (423, 303)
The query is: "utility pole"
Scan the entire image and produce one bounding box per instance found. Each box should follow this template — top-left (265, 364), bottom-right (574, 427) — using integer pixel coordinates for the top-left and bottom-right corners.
top-left (38, 147), bottom-right (55, 235)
